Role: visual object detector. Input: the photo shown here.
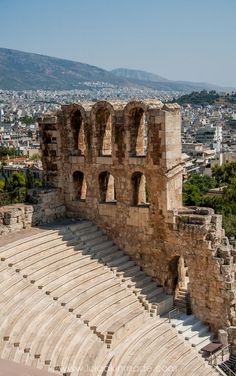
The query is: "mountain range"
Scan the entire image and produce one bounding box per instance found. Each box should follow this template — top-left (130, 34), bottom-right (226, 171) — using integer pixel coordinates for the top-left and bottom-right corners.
top-left (0, 48), bottom-right (231, 92)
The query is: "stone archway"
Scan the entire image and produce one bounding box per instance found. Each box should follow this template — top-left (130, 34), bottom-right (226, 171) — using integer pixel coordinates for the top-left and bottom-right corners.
top-left (165, 256), bottom-right (188, 294)
top-left (71, 110), bottom-right (86, 155)
top-left (72, 171), bottom-right (87, 201)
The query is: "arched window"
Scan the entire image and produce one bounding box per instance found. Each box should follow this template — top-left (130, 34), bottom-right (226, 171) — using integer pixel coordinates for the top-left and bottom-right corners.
top-left (131, 172), bottom-right (149, 206)
top-left (43, 124), bottom-right (56, 131)
top-left (71, 110), bottom-right (86, 155)
top-left (129, 108), bottom-right (147, 156)
top-left (99, 171), bottom-right (116, 203)
top-left (96, 109), bottom-right (112, 156)
top-left (42, 132), bottom-right (52, 144)
top-left (72, 171), bottom-right (87, 200)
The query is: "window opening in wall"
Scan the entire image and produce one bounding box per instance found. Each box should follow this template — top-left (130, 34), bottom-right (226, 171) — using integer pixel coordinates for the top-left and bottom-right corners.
top-left (43, 132), bottom-right (52, 144)
top-left (72, 171), bottom-right (87, 200)
top-left (44, 124), bottom-right (56, 131)
top-left (129, 108), bottom-right (147, 157)
top-left (96, 109), bottom-right (112, 156)
top-left (99, 171), bottom-right (116, 203)
top-left (71, 110), bottom-right (86, 155)
top-left (131, 172), bottom-right (149, 206)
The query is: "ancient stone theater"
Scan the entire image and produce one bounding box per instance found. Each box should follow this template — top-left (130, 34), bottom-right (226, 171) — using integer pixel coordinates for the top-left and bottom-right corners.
top-left (0, 99), bottom-right (236, 375)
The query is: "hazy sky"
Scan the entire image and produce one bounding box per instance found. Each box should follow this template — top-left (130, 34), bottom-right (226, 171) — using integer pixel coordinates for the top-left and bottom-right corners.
top-left (1, 0), bottom-right (236, 87)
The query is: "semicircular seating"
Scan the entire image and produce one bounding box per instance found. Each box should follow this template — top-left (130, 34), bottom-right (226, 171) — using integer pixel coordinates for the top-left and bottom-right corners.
top-left (0, 220), bottom-right (219, 375)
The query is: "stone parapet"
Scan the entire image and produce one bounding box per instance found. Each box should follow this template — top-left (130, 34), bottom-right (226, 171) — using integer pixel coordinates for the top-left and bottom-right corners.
top-left (0, 189), bottom-right (65, 237)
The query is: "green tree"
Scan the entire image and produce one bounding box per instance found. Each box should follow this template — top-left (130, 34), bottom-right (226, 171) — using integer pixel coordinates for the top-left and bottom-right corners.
top-left (182, 174), bottom-right (216, 206)
top-left (9, 171), bottom-right (26, 191)
top-left (183, 171), bottom-right (236, 238)
top-left (0, 179), bottom-right (5, 191)
top-left (183, 182), bottom-right (202, 206)
top-left (20, 116), bottom-right (34, 125)
top-left (0, 147), bottom-right (16, 159)
top-left (212, 162), bottom-right (236, 186)
top-left (29, 153), bottom-right (41, 161)
top-left (186, 174), bottom-right (216, 194)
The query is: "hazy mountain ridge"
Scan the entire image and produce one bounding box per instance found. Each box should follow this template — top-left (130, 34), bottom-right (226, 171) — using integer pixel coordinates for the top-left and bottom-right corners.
top-left (111, 68), bottom-right (231, 92)
top-left (0, 48), bottom-right (231, 92)
top-left (0, 48), bottom-right (129, 90)
top-left (111, 68), bottom-right (169, 83)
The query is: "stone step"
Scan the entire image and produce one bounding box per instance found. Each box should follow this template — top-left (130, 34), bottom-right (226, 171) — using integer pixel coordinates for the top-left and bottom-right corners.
top-left (65, 278), bottom-right (120, 312)
top-left (137, 282), bottom-right (158, 295)
top-left (190, 328), bottom-right (212, 347)
top-left (0, 228), bottom-right (68, 253)
top-left (196, 337), bottom-right (212, 352)
top-left (129, 275), bottom-right (152, 288)
top-left (185, 322), bottom-right (208, 340)
top-left (86, 235), bottom-right (108, 247)
top-left (106, 255), bottom-right (130, 268)
top-left (46, 267), bottom-right (112, 299)
top-left (90, 240), bottom-right (114, 252)
top-left (92, 245), bottom-right (119, 259)
top-left (101, 250), bottom-right (124, 263)
top-left (112, 260), bottom-right (136, 272)
top-left (139, 286), bottom-right (164, 300)
top-left (73, 224), bottom-right (98, 236)
top-left (80, 229), bottom-right (104, 243)
top-left (10, 241), bottom-right (82, 270)
top-left (171, 314), bottom-right (195, 328)
top-left (177, 291), bottom-right (188, 298)
top-left (1, 231), bottom-right (71, 261)
top-left (120, 265), bottom-right (141, 279)
top-left (178, 317), bottom-right (200, 334)
top-left (31, 253), bottom-right (105, 286)
top-left (129, 270), bottom-right (147, 280)
top-left (86, 235), bottom-right (114, 252)
top-left (68, 221), bottom-right (93, 232)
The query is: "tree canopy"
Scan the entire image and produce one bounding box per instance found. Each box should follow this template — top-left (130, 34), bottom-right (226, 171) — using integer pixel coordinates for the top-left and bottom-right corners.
top-left (173, 90), bottom-right (220, 106)
top-left (183, 166), bottom-right (236, 238)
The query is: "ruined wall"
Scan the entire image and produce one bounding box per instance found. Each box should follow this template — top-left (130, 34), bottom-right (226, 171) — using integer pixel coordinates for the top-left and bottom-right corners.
top-left (0, 189), bottom-right (65, 236)
top-left (39, 100), bottom-right (236, 332)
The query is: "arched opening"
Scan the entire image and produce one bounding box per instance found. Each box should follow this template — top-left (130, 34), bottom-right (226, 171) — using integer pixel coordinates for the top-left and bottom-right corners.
top-left (99, 171), bottom-right (116, 203)
top-left (43, 124), bottom-right (56, 131)
top-left (131, 172), bottom-right (149, 206)
top-left (129, 108), bottom-right (147, 156)
top-left (42, 132), bottom-right (52, 144)
top-left (71, 110), bottom-right (86, 155)
top-left (96, 108), bottom-right (112, 156)
top-left (72, 171), bottom-right (87, 201)
top-left (165, 256), bottom-right (190, 313)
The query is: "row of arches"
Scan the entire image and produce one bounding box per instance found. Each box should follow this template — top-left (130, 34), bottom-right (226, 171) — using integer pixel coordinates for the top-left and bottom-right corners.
top-left (72, 171), bottom-right (149, 206)
top-left (70, 106), bottom-right (147, 157)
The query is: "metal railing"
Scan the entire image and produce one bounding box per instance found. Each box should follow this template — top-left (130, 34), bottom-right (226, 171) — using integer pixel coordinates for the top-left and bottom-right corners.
top-left (218, 363), bottom-right (236, 376)
top-left (209, 345), bottom-right (230, 366)
top-left (168, 307), bottom-right (180, 323)
top-left (209, 344), bottom-right (236, 375)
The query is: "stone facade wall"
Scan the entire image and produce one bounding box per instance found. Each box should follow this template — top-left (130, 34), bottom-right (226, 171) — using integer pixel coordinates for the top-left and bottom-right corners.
top-left (39, 100), bottom-right (236, 333)
top-left (0, 189), bottom-right (65, 236)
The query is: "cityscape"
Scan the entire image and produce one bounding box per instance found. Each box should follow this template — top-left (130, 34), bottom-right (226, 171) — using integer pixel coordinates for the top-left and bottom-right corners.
top-left (1, 1), bottom-right (236, 376)
top-left (1, 87), bottom-right (236, 188)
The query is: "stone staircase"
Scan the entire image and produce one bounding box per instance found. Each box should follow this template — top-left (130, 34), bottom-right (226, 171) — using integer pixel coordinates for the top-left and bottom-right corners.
top-left (169, 311), bottom-right (215, 352)
top-left (0, 219), bottom-right (220, 375)
top-left (175, 287), bottom-right (188, 309)
top-left (103, 317), bottom-right (218, 376)
top-left (68, 221), bottom-right (173, 320)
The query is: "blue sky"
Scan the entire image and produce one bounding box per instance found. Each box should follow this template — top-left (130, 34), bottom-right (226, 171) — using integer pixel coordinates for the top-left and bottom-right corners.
top-left (0, 0), bottom-right (236, 87)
